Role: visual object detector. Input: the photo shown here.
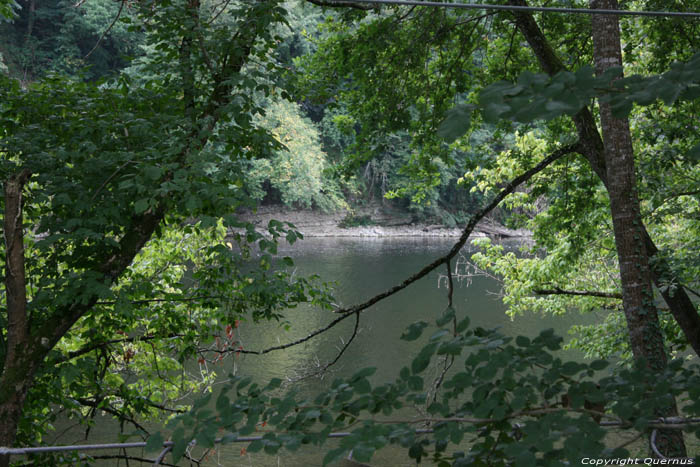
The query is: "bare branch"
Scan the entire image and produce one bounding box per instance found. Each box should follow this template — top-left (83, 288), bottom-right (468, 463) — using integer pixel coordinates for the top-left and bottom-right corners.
top-left (56, 333), bottom-right (186, 363)
top-left (291, 311), bottom-right (362, 382)
top-left (240, 142), bottom-right (580, 356)
top-left (74, 398), bottom-right (149, 435)
top-left (84, 0), bottom-right (126, 59)
top-left (207, 0), bottom-right (232, 24)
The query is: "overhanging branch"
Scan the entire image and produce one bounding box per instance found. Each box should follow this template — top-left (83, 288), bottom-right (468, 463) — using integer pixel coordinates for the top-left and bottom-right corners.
top-left (533, 287), bottom-right (622, 299)
top-left (240, 142), bottom-right (580, 356)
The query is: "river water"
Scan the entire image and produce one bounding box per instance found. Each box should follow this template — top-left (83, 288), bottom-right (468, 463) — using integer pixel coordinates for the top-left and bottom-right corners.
top-left (51, 237), bottom-right (597, 466)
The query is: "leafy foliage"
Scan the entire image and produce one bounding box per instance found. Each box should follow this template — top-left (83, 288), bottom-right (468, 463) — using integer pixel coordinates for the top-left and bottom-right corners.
top-left (0, 0), bottom-right (341, 453)
top-left (162, 315), bottom-right (700, 465)
top-left (440, 53), bottom-right (700, 159)
top-left (246, 99), bottom-right (346, 211)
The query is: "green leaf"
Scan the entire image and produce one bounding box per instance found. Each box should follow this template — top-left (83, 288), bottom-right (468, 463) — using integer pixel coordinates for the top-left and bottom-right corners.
top-left (215, 393), bottom-right (230, 412)
top-left (407, 375), bottom-right (424, 391)
top-left (351, 367), bottom-right (377, 380)
top-left (411, 342), bottom-right (438, 374)
top-left (144, 432), bottom-right (164, 453)
top-left (134, 198), bottom-right (150, 214)
top-left (144, 165), bottom-right (162, 180)
top-left (351, 378), bottom-right (371, 394)
top-left (437, 103), bottom-right (474, 143)
top-left (171, 427), bottom-right (187, 462)
top-left (248, 439), bottom-right (264, 452)
top-left (196, 424), bottom-right (218, 448)
top-left (686, 143), bottom-right (700, 163)
top-left (456, 316), bottom-right (470, 333)
top-left (323, 448), bottom-right (347, 466)
top-left (436, 306), bottom-right (456, 327)
top-left (437, 338), bottom-right (463, 356)
top-left (589, 360), bottom-right (609, 371)
top-left (401, 321), bottom-right (429, 341)
top-left (515, 336), bottom-right (530, 347)
top-left (266, 378), bottom-right (283, 390)
top-left (561, 361), bottom-right (585, 375)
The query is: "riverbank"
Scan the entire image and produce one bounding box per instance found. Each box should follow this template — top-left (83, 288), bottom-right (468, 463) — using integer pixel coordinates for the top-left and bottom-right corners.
top-left (236, 205), bottom-right (531, 238)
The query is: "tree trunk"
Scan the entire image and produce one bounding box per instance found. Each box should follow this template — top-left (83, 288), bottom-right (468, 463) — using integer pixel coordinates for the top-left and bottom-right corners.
top-left (25, 0), bottom-right (35, 39)
top-left (506, 0), bottom-right (700, 359)
top-left (590, 0), bottom-right (685, 457)
top-left (1, 170), bottom-right (34, 467)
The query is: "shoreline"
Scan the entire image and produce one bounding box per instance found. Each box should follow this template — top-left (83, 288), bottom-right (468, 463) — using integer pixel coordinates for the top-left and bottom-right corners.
top-left (235, 205), bottom-right (531, 239)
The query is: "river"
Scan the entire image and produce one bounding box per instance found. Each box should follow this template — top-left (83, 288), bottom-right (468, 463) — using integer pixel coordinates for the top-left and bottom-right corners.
top-left (50, 236), bottom-right (598, 466)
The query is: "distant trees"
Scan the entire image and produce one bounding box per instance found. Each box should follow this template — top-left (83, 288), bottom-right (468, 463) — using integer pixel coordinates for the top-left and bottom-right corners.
top-left (0, 0), bottom-right (141, 81)
top-left (246, 99), bottom-right (346, 211)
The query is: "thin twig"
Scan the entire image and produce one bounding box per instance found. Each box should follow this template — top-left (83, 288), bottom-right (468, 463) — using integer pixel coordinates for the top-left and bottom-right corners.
top-left (84, 0), bottom-right (127, 59)
top-left (74, 398), bottom-right (149, 435)
top-left (430, 261), bottom-right (456, 402)
top-left (207, 0), bottom-right (232, 24)
top-left (289, 311), bottom-right (362, 382)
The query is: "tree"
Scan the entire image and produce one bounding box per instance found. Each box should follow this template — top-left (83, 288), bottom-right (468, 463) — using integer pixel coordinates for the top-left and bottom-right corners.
top-left (589, 0), bottom-right (684, 455)
top-left (0, 0), bottom-right (142, 81)
top-left (246, 99), bottom-right (346, 211)
top-left (0, 1), bottom-right (309, 463)
top-left (502, 0), bottom-right (700, 360)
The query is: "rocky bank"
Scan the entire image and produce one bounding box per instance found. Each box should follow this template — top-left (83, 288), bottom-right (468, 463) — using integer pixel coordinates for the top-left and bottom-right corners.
top-left (236, 205), bottom-right (531, 239)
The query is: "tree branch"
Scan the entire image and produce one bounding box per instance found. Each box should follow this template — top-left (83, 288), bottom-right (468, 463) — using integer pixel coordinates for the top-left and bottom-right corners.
top-left (305, 0), bottom-right (374, 10)
top-left (55, 333), bottom-right (186, 363)
top-left (95, 295), bottom-right (226, 306)
top-left (74, 397), bottom-right (149, 436)
top-left (84, 0), bottom-right (126, 59)
top-left (289, 311), bottom-right (362, 382)
top-left (533, 287), bottom-right (622, 299)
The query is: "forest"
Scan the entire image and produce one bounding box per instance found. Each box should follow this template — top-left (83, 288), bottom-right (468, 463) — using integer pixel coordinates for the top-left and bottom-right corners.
top-left (0, 0), bottom-right (699, 465)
